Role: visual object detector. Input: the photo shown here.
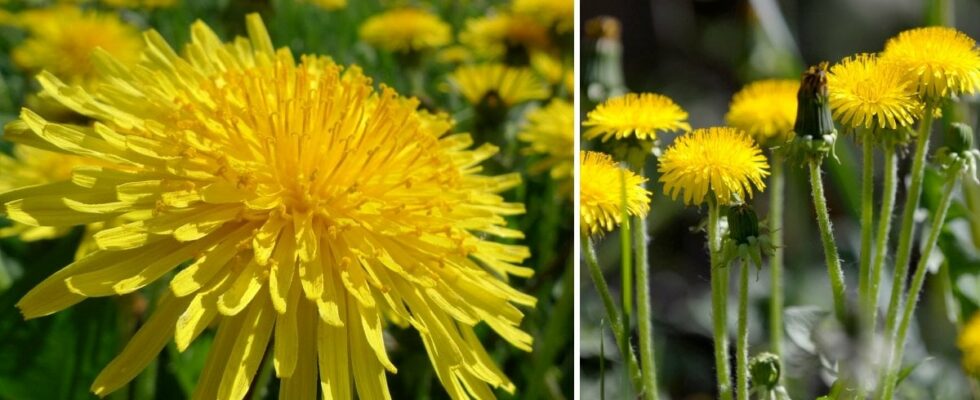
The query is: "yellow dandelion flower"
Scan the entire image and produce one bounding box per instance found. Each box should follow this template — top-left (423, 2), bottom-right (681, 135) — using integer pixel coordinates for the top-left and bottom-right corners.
top-left (449, 63), bottom-right (550, 107)
top-left (460, 13), bottom-right (552, 61)
top-left (3, 15), bottom-right (535, 400)
top-left (882, 26), bottom-right (980, 99)
top-left (564, 69), bottom-right (574, 95)
top-left (6, 6), bottom-right (142, 88)
top-left (725, 79), bottom-right (799, 144)
top-left (580, 151), bottom-right (650, 235)
top-left (437, 45), bottom-right (474, 65)
top-left (512, 0), bottom-right (573, 33)
top-left (359, 8), bottom-right (451, 53)
top-left (518, 99), bottom-right (574, 180)
top-left (827, 53), bottom-right (923, 130)
top-left (583, 93), bottom-right (691, 142)
top-left (959, 312), bottom-right (980, 377)
top-left (658, 127), bottom-right (770, 205)
top-left (530, 51), bottom-right (566, 86)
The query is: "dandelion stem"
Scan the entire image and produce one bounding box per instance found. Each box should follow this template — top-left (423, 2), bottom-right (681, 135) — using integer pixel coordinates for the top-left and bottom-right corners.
top-left (708, 199), bottom-right (734, 400)
top-left (882, 111), bottom-right (933, 380)
top-left (628, 151), bottom-right (660, 400)
top-left (737, 257), bottom-right (751, 400)
top-left (808, 159), bottom-right (847, 321)
top-left (870, 145), bottom-right (898, 332)
top-left (768, 151), bottom-right (785, 368)
top-left (583, 232), bottom-right (645, 392)
top-left (880, 165), bottom-right (959, 400)
top-left (858, 138), bottom-right (875, 322)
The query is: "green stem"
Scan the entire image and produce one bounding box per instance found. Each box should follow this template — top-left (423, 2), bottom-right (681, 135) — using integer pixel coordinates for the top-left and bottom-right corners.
top-left (737, 258), bottom-right (750, 400)
top-left (628, 151), bottom-right (659, 400)
top-left (583, 233), bottom-right (645, 392)
top-left (622, 203), bottom-right (633, 334)
top-left (808, 159), bottom-right (847, 321)
top-left (769, 152), bottom-right (785, 366)
top-left (859, 138), bottom-right (875, 321)
top-left (880, 168), bottom-right (959, 400)
top-left (523, 266), bottom-right (574, 400)
top-left (709, 199), bottom-right (733, 400)
top-left (870, 146), bottom-right (898, 332)
top-left (884, 112), bottom-right (933, 340)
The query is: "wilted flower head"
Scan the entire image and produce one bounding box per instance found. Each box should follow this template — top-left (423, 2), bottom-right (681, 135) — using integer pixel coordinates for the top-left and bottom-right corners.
top-left (579, 151), bottom-right (650, 235)
top-left (827, 53), bottom-right (922, 130)
top-left (882, 27), bottom-right (980, 99)
top-left (658, 127), bottom-right (769, 205)
top-left (359, 8), bottom-right (451, 54)
top-left (3, 14), bottom-right (535, 400)
top-left (725, 79), bottom-right (799, 145)
top-left (583, 93), bottom-right (690, 142)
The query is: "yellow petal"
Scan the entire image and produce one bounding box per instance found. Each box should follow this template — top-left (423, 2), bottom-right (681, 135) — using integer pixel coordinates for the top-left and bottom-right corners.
top-left (92, 293), bottom-right (192, 396)
top-left (15, 249), bottom-right (131, 318)
top-left (273, 283), bottom-right (302, 378)
top-left (192, 315), bottom-right (245, 400)
top-left (175, 271), bottom-right (233, 351)
top-left (217, 295), bottom-right (276, 400)
top-left (279, 298), bottom-right (317, 400)
top-left (253, 217), bottom-right (285, 266)
top-left (316, 269), bottom-right (344, 327)
top-left (348, 299), bottom-right (393, 400)
top-left (217, 258), bottom-right (263, 316)
top-left (269, 224), bottom-right (297, 313)
top-left (318, 293), bottom-right (352, 400)
top-left (170, 222), bottom-right (256, 297)
top-left (357, 303), bottom-right (397, 373)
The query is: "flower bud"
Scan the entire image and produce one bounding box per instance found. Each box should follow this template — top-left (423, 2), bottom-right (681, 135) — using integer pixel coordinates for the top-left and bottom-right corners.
top-left (749, 352), bottom-right (781, 391)
top-left (946, 122), bottom-right (975, 154)
top-left (793, 63), bottom-right (836, 141)
top-left (727, 204), bottom-right (760, 246)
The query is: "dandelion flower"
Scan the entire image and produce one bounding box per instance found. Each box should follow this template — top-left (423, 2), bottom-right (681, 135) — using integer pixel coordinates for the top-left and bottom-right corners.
top-left (827, 53), bottom-right (922, 130)
top-left (460, 14), bottom-right (551, 63)
top-left (359, 8), bottom-right (451, 54)
top-left (882, 26), bottom-right (980, 99)
top-left (580, 151), bottom-right (650, 235)
top-left (530, 51), bottom-right (566, 87)
top-left (437, 45), bottom-right (473, 65)
top-left (583, 93), bottom-right (691, 142)
top-left (658, 127), bottom-right (770, 205)
top-left (725, 79), bottom-right (799, 145)
top-left (449, 63), bottom-right (550, 107)
top-left (518, 99), bottom-right (574, 180)
top-left (5, 6), bottom-right (142, 88)
top-left (3, 15), bottom-right (535, 400)
top-left (959, 312), bottom-right (980, 376)
top-left (512, 0), bottom-right (573, 33)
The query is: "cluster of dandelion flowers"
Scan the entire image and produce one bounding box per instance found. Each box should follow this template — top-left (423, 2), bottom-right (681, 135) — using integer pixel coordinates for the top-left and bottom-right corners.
top-left (583, 93), bottom-right (691, 142)
top-left (658, 127), bottom-right (770, 206)
top-left (882, 26), bottom-right (980, 99)
top-left (449, 63), bottom-right (550, 108)
top-left (3, 5), bottom-right (143, 86)
top-left (579, 151), bottom-right (651, 235)
top-left (512, 0), bottom-right (574, 33)
top-left (827, 53), bottom-right (922, 130)
top-left (359, 8), bottom-right (451, 54)
top-left (725, 79), bottom-right (799, 145)
top-left (518, 99), bottom-right (574, 180)
top-left (959, 312), bottom-right (980, 376)
top-left (2, 15), bottom-right (536, 400)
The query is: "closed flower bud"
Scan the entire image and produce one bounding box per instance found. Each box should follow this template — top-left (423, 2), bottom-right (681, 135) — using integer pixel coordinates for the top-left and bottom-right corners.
top-left (794, 63), bottom-right (836, 141)
top-left (749, 352), bottom-right (781, 390)
top-left (727, 204), bottom-right (760, 246)
top-left (946, 122), bottom-right (975, 154)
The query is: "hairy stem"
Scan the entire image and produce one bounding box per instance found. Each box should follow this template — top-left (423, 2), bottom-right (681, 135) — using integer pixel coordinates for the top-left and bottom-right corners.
top-left (737, 258), bottom-right (751, 400)
top-left (870, 146), bottom-right (898, 332)
top-left (628, 150), bottom-right (659, 400)
top-left (708, 199), bottom-right (733, 400)
top-left (808, 159), bottom-right (847, 321)
top-left (859, 138), bottom-right (875, 321)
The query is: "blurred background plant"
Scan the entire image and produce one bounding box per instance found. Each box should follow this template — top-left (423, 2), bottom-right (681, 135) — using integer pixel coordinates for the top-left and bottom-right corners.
top-left (581, 0), bottom-right (980, 398)
top-left (0, 0), bottom-right (572, 399)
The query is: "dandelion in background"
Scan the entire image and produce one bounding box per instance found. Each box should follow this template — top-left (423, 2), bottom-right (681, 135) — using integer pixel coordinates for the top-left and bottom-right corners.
top-left (579, 151), bottom-right (650, 236)
top-left (518, 99), bottom-right (574, 182)
top-left (827, 53), bottom-right (922, 130)
top-left (359, 8), bottom-right (452, 55)
top-left (583, 93), bottom-right (690, 142)
top-left (959, 313), bottom-right (980, 377)
top-left (512, 0), bottom-right (574, 34)
top-left (882, 26), bottom-right (980, 99)
top-left (725, 79), bottom-right (798, 145)
top-left (658, 127), bottom-right (769, 206)
top-left (449, 63), bottom-right (549, 110)
top-left (2, 15), bottom-right (535, 400)
top-left (460, 13), bottom-right (552, 64)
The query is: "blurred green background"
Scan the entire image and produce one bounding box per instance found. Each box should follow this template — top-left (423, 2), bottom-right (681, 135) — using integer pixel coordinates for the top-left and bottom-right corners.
top-left (0, 0), bottom-right (573, 399)
top-left (581, 0), bottom-right (980, 398)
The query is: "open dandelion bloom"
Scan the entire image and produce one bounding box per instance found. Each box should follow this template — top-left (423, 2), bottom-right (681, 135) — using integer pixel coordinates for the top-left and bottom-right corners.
top-left (882, 27), bottom-right (980, 99)
top-left (449, 63), bottom-right (549, 107)
top-left (460, 14), bottom-right (552, 62)
top-left (3, 15), bottom-right (536, 400)
top-left (725, 79), bottom-right (799, 145)
top-left (959, 312), bottom-right (980, 376)
top-left (658, 127), bottom-right (769, 205)
top-left (4, 6), bottom-right (142, 87)
top-left (583, 93), bottom-right (691, 142)
top-left (512, 0), bottom-right (573, 33)
top-left (827, 53), bottom-right (922, 130)
top-left (518, 99), bottom-right (574, 180)
top-left (580, 151), bottom-right (650, 235)
top-left (359, 8), bottom-right (451, 54)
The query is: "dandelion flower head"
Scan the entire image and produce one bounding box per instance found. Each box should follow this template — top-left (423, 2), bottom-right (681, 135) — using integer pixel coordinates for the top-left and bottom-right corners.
top-left (583, 93), bottom-right (691, 142)
top-left (449, 63), bottom-right (549, 107)
top-left (460, 13), bottom-right (551, 62)
top-left (3, 14), bottom-right (535, 400)
top-left (359, 8), bottom-right (452, 54)
top-left (512, 0), bottom-right (574, 33)
top-left (518, 99), bottom-right (574, 180)
top-left (658, 127), bottom-right (770, 206)
top-left (882, 26), bottom-right (980, 99)
top-left (827, 53), bottom-right (922, 130)
top-left (958, 312), bottom-right (980, 377)
top-left (725, 79), bottom-right (799, 145)
top-left (580, 151), bottom-right (650, 235)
